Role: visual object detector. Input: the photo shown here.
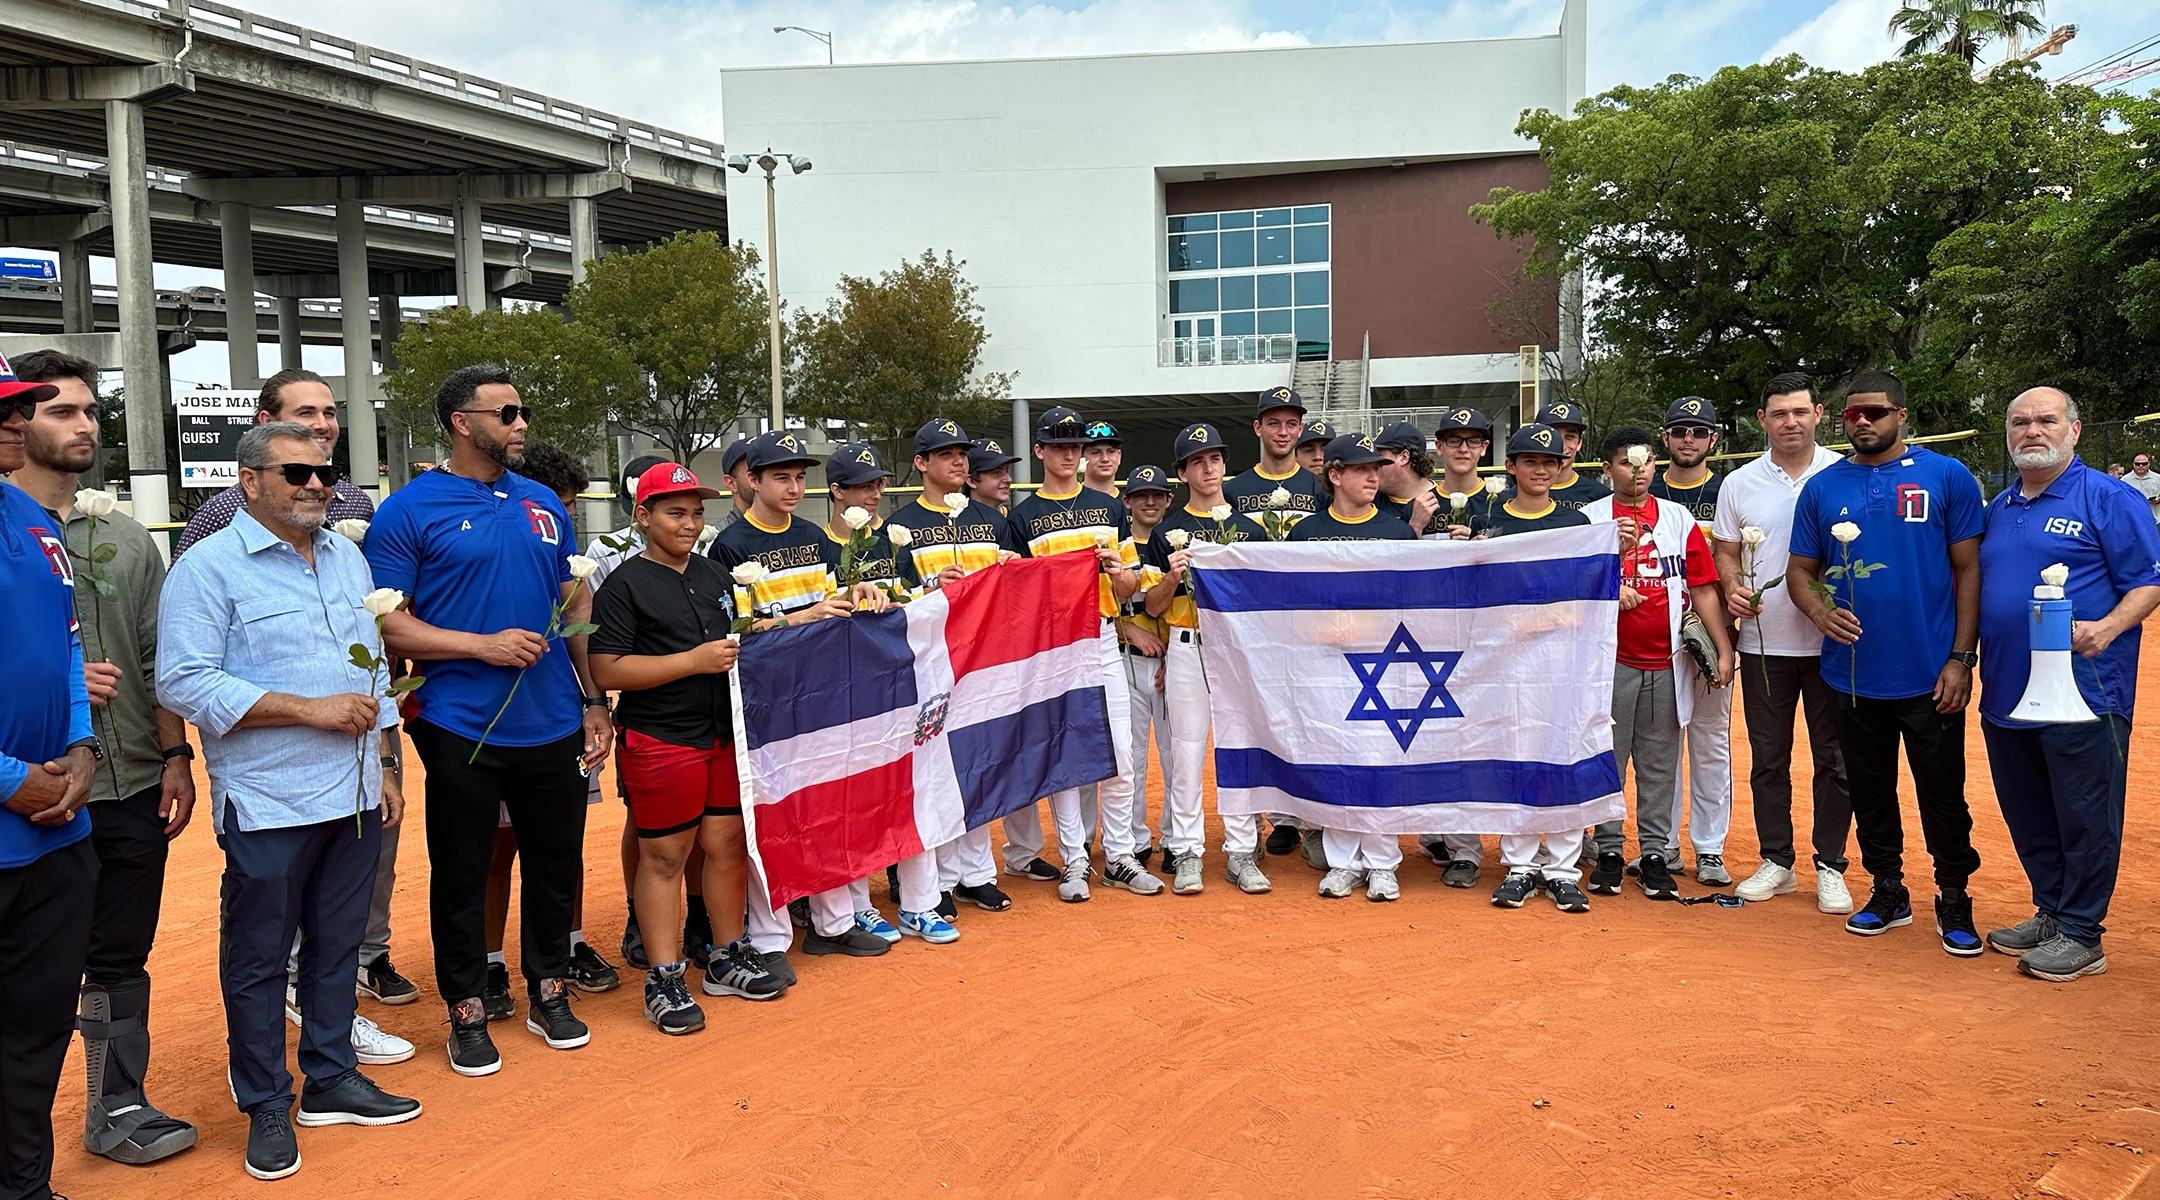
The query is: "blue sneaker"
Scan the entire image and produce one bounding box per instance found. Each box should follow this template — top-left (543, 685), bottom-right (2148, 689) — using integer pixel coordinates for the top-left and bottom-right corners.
top-left (854, 909), bottom-right (901, 944)
top-left (1934, 894), bottom-right (1984, 958)
top-left (1844, 883), bottom-right (1913, 936)
top-left (898, 909), bottom-right (959, 944)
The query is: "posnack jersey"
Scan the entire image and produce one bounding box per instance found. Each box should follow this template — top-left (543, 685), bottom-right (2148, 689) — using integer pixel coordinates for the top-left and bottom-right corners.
top-left (708, 512), bottom-right (837, 620)
top-left (882, 495), bottom-right (1023, 590)
top-left (1287, 505), bottom-right (1416, 541)
top-left (1473, 498), bottom-right (1593, 538)
top-left (1140, 506), bottom-right (1252, 629)
top-left (1649, 470), bottom-right (1722, 534)
top-left (1224, 465), bottom-right (1322, 526)
top-left (1790, 444), bottom-right (1985, 700)
top-left (1507, 471), bottom-right (1610, 513)
top-left (1123, 528), bottom-right (1170, 643)
top-left (825, 524), bottom-right (902, 594)
top-left (1008, 484), bottom-right (1132, 618)
top-left (1433, 485), bottom-right (1503, 534)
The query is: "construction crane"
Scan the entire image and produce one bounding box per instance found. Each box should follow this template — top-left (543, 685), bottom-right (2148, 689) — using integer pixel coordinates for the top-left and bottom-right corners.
top-left (1978, 23), bottom-right (2077, 80)
top-left (2056, 31), bottom-right (2160, 90)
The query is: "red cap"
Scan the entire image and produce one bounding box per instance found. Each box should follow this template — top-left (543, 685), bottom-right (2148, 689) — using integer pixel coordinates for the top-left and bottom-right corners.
top-left (632, 461), bottom-right (721, 504)
top-left (0, 350), bottom-right (58, 406)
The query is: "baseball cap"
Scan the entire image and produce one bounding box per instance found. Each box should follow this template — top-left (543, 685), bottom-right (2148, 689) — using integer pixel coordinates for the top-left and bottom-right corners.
top-left (1434, 406), bottom-right (1493, 435)
top-left (0, 351), bottom-right (59, 407)
top-left (1122, 465), bottom-right (1172, 495)
top-left (967, 436), bottom-right (1021, 475)
top-left (1323, 431), bottom-right (1387, 467)
top-left (826, 442), bottom-right (894, 488)
top-left (1083, 419), bottom-right (1121, 446)
top-left (1507, 423), bottom-right (1566, 458)
top-left (1297, 418), bottom-right (1336, 447)
top-left (1171, 423), bottom-right (1228, 468)
top-left (720, 437), bottom-right (752, 476)
top-left (1034, 406), bottom-right (1090, 445)
top-left (914, 417), bottom-right (972, 457)
top-left (1374, 421), bottom-right (1425, 452)
top-left (632, 461), bottom-right (721, 504)
top-left (744, 429), bottom-right (819, 472)
top-left (1534, 400), bottom-right (1586, 430)
top-left (622, 453), bottom-right (668, 500)
top-left (1663, 396), bottom-right (1718, 428)
top-left (1256, 385), bottom-right (1305, 417)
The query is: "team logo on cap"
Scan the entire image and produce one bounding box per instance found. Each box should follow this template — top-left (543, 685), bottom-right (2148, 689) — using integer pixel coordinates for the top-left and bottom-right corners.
top-left (1532, 428), bottom-right (1554, 448)
top-left (938, 420), bottom-right (959, 435)
top-left (0, 351), bottom-right (14, 379)
top-left (1451, 409), bottom-right (1472, 424)
top-left (1267, 386), bottom-right (1291, 401)
top-left (1356, 435), bottom-right (1375, 451)
top-left (1682, 399), bottom-right (1703, 416)
top-left (856, 449), bottom-right (875, 463)
top-left (1553, 405), bottom-right (1575, 421)
top-left (776, 433), bottom-right (801, 452)
top-left (671, 466), bottom-right (693, 483)
top-left (982, 440), bottom-right (1001, 454)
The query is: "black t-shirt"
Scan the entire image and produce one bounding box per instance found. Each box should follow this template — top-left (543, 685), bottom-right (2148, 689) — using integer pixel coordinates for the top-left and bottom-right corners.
top-left (589, 554), bottom-right (737, 748)
top-left (1223, 466), bottom-right (1323, 526)
top-left (1287, 505), bottom-right (1417, 541)
top-left (1648, 469), bottom-right (1722, 529)
top-left (1472, 499), bottom-right (1593, 538)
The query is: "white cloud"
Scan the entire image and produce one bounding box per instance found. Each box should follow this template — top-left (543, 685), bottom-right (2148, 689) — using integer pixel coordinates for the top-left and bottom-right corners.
top-left (1761, 0), bottom-right (1901, 72)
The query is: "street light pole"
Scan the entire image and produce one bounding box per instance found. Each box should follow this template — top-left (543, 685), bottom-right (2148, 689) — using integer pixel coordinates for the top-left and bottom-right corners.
top-left (728, 149), bottom-right (813, 432)
top-left (773, 25), bottom-right (834, 64)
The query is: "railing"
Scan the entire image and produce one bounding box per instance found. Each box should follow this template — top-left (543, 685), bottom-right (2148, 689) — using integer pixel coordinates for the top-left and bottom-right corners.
top-left (1157, 334), bottom-right (1297, 367)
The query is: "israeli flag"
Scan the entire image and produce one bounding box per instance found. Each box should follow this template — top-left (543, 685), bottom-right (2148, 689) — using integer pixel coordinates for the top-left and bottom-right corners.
top-left (1190, 524), bottom-right (1625, 835)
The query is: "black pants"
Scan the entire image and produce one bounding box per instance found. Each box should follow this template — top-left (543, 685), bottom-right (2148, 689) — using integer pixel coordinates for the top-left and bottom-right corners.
top-left (218, 806), bottom-right (378, 1114)
top-left (1740, 654), bottom-right (1853, 871)
top-left (85, 786), bottom-right (169, 990)
top-left (1836, 692), bottom-right (1978, 890)
top-left (0, 837), bottom-right (96, 1200)
top-left (409, 719), bottom-right (587, 1007)
top-left (1983, 717), bottom-right (2130, 946)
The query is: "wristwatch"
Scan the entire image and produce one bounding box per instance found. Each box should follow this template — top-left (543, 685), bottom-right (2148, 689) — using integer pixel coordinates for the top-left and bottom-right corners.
top-left (1948, 651), bottom-right (1978, 669)
top-left (66, 736), bottom-right (105, 762)
top-left (161, 744), bottom-right (195, 762)
top-left (582, 695), bottom-right (612, 710)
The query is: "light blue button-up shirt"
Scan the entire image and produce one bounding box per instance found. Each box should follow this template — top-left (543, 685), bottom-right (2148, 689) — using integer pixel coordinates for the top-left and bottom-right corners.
top-left (157, 509), bottom-right (395, 832)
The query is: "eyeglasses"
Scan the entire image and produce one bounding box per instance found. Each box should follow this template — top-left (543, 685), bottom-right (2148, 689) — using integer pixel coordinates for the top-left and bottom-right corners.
top-left (258, 462), bottom-right (341, 488)
top-left (1841, 405), bottom-right (1899, 424)
top-left (1085, 422), bottom-right (1117, 439)
top-left (460, 405), bottom-right (534, 426)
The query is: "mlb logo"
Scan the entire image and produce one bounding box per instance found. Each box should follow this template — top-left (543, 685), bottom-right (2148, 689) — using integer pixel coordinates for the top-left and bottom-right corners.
top-left (523, 500), bottom-right (561, 546)
top-left (1897, 483), bottom-right (1929, 523)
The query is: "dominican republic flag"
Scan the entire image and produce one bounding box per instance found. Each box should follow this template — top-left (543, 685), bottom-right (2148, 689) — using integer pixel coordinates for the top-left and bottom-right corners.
top-left (734, 552), bottom-right (1116, 907)
top-left (1190, 524), bottom-right (1625, 835)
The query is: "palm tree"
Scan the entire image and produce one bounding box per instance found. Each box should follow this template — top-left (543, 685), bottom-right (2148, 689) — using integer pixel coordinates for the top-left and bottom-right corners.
top-left (1889, 0), bottom-right (2048, 66)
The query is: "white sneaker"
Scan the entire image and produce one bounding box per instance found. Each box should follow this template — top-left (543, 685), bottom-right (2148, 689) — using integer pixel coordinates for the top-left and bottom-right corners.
top-left (351, 1014), bottom-right (414, 1065)
top-left (1734, 861), bottom-right (1797, 901)
top-left (1815, 866), bottom-right (1855, 914)
top-left (1366, 869), bottom-right (1400, 902)
top-left (1057, 858), bottom-right (1091, 903)
top-left (285, 984), bottom-right (302, 1029)
top-left (1318, 867), bottom-right (1364, 899)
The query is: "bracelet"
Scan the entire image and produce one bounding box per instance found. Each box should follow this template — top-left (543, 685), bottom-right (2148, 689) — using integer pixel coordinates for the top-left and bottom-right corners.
top-left (160, 744), bottom-right (195, 762)
top-left (582, 695), bottom-right (612, 710)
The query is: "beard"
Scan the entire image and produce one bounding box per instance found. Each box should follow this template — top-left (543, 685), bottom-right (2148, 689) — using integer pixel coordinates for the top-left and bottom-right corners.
top-left (281, 489), bottom-right (329, 532)
top-left (2011, 442), bottom-right (2070, 470)
top-left (26, 426), bottom-right (96, 474)
top-left (1848, 424), bottom-right (1899, 453)
top-left (472, 426), bottom-right (523, 470)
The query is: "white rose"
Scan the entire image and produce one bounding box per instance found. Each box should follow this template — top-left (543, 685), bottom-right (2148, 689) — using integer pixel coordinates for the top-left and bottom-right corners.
top-left (1740, 525), bottom-right (1767, 546)
top-left (1163, 529), bottom-right (1190, 550)
top-left (731, 560), bottom-right (768, 585)
top-left (1209, 504), bottom-right (1233, 522)
top-left (942, 493), bottom-right (969, 512)
top-left (2041, 562), bottom-right (2069, 588)
top-left (696, 524), bottom-right (720, 547)
top-left (1447, 491), bottom-right (1468, 510)
top-left (1830, 521), bottom-right (1861, 545)
top-left (361, 587), bottom-right (403, 617)
top-left (1092, 530), bottom-right (1114, 548)
top-left (1484, 476), bottom-right (1504, 496)
top-left (886, 524), bottom-right (914, 548)
top-left (333, 518), bottom-right (370, 544)
top-left (1626, 445), bottom-right (1650, 468)
top-left (75, 488), bottom-right (118, 518)
top-left (841, 506), bottom-right (872, 531)
top-left (1267, 486), bottom-right (1292, 509)
top-left (567, 554), bottom-right (600, 581)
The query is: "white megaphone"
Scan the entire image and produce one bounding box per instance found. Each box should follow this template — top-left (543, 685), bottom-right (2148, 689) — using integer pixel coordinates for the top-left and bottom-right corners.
top-left (2011, 572), bottom-right (2098, 724)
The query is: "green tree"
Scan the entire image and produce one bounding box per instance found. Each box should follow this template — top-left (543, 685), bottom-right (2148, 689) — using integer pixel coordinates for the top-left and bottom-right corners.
top-left (385, 305), bottom-right (626, 457)
top-left (788, 250), bottom-right (1014, 478)
top-left (567, 230), bottom-right (769, 465)
top-left (1890, 0), bottom-right (2048, 66)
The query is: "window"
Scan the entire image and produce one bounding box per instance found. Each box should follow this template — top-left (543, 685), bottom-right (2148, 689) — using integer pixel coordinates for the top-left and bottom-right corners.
top-left (1165, 203), bottom-right (1330, 363)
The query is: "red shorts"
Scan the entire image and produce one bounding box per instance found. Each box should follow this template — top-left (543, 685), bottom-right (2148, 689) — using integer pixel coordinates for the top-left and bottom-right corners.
top-left (619, 730), bottom-right (742, 837)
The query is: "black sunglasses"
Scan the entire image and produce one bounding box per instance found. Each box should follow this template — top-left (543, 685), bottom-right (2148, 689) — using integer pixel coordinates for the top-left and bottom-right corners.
top-left (258, 462), bottom-right (341, 487)
top-left (0, 395), bottom-right (40, 423)
top-left (460, 404), bottom-right (534, 426)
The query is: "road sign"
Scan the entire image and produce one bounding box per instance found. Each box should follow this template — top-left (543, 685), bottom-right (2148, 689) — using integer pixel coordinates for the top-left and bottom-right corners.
top-left (0, 257), bottom-right (56, 279)
top-left (176, 390), bottom-right (256, 489)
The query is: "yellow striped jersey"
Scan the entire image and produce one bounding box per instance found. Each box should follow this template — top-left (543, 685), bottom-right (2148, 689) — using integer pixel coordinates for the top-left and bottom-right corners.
top-left (1122, 529), bottom-right (1170, 643)
top-left (707, 511), bottom-right (837, 619)
top-left (882, 494), bottom-right (1023, 590)
top-left (824, 523), bottom-right (903, 593)
top-left (1138, 505), bottom-right (1252, 629)
top-left (1008, 483), bottom-right (1132, 618)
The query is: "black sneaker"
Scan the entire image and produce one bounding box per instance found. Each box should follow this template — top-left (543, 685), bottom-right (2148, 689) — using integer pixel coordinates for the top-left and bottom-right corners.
top-left (1545, 877), bottom-right (1591, 913)
top-left (357, 955), bottom-right (419, 1005)
top-left (621, 912), bottom-right (649, 971)
top-left (803, 926), bottom-right (891, 957)
top-left (885, 864), bottom-right (901, 902)
top-left (1264, 823), bottom-right (1301, 856)
top-left (482, 961), bottom-right (515, 1022)
top-left (643, 963), bottom-right (706, 1036)
top-left (787, 897), bottom-right (811, 929)
top-left (1442, 859), bottom-right (1480, 889)
top-left (1845, 881), bottom-right (1915, 937)
top-left (934, 890), bottom-right (959, 920)
top-left (1419, 841), bottom-right (1449, 867)
top-left (567, 942), bottom-right (621, 993)
top-left (1135, 844), bottom-right (1156, 869)
top-left (525, 978), bottom-right (590, 1050)
top-left (1935, 893), bottom-right (1985, 958)
top-left (760, 950), bottom-right (797, 990)
top-left (953, 882), bottom-right (1012, 911)
top-left (1587, 852), bottom-right (1626, 896)
top-left (297, 1069), bottom-right (422, 1127)
top-left (686, 935), bottom-right (714, 971)
top-left (1491, 872), bottom-right (1539, 909)
top-left (1637, 854), bottom-right (1679, 901)
top-left (445, 999), bottom-right (500, 1077)
top-left (244, 1105), bottom-right (301, 1181)
top-left (1011, 857), bottom-right (1059, 882)
top-left (704, 941), bottom-right (787, 1000)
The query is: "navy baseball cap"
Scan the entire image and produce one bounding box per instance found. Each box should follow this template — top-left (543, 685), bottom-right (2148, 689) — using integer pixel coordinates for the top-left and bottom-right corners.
top-left (0, 351), bottom-right (58, 406)
top-left (744, 429), bottom-right (819, 472)
top-left (1256, 385), bottom-right (1305, 417)
top-left (1084, 419), bottom-right (1120, 446)
top-left (1171, 422), bottom-right (1228, 468)
top-left (1374, 420), bottom-right (1425, 452)
top-left (967, 436), bottom-right (1021, 474)
top-left (1664, 396), bottom-right (1718, 428)
top-left (1434, 406), bottom-right (1493, 435)
top-left (826, 442), bottom-right (894, 487)
top-left (1534, 400), bottom-right (1586, 430)
top-left (1323, 432), bottom-right (1387, 467)
top-left (914, 417), bottom-right (973, 456)
top-left (1507, 423), bottom-right (1567, 459)
top-left (1122, 464), bottom-right (1172, 495)
top-left (1034, 406), bottom-right (1090, 445)
top-left (1297, 418), bottom-right (1336, 447)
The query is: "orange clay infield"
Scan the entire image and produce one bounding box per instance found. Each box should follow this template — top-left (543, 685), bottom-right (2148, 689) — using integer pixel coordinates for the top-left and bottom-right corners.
top-left (48, 660), bottom-right (2160, 1200)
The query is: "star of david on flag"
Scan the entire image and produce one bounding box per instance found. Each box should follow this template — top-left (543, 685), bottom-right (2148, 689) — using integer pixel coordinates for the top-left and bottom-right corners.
top-left (1344, 625), bottom-right (1463, 750)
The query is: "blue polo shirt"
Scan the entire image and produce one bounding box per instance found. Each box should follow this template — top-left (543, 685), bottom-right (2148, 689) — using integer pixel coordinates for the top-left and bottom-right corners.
top-left (1979, 457), bottom-right (2160, 726)
top-left (0, 480), bottom-right (93, 867)
top-left (365, 468), bottom-right (581, 747)
top-left (1791, 445), bottom-right (1985, 700)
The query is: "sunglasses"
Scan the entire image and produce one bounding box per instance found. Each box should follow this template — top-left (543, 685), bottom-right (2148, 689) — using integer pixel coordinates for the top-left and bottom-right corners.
top-left (0, 394), bottom-right (41, 423)
top-left (258, 462), bottom-right (341, 487)
top-left (460, 404), bottom-right (534, 426)
top-left (1666, 426), bottom-right (1714, 439)
top-left (1841, 405), bottom-right (1899, 424)
top-left (1085, 422), bottom-right (1117, 439)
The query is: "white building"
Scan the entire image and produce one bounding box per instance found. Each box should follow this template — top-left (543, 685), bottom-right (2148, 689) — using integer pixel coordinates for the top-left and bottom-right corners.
top-left (722, 0), bottom-right (1585, 475)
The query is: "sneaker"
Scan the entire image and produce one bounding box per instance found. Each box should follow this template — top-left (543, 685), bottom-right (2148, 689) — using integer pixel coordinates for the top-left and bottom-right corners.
top-left (357, 956), bottom-right (419, 1005)
top-left (2018, 934), bottom-right (2107, 982)
top-left (899, 909), bottom-right (960, 944)
top-left (1987, 911), bottom-right (2060, 956)
top-left (1318, 867), bottom-right (1363, 899)
top-left (1491, 872), bottom-right (1539, 909)
top-left (788, 897), bottom-right (811, 929)
top-left (482, 962), bottom-right (514, 1022)
top-left (935, 890), bottom-right (960, 920)
top-left (760, 951), bottom-right (797, 990)
top-left (296, 1069), bottom-right (421, 1127)
top-left (1366, 868), bottom-right (1400, 902)
top-left (1844, 882), bottom-right (1913, 936)
top-left (1009, 857), bottom-right (1060, 882)
top-left (644, 962), bottom-right (706, 1035)
top-left (1636, 854), bottom-right (1679, 901)
top-left (1545, 877), bottom-right (1591, 913)
top-left (1816, 866), bottom-right (1855, 914)
top-left (1227, 851), bottom-right (1272, 894)
top-left (803, 926), bottom-right (891, 957)
top-left (1934, 894), bottom-right (1985, 957)
top-left (854, 909), bottom-right (902, 943)
top-left (1300, 828), bottom-right (1328, 871)
top-left (567, 942), bottom-right (621, 993)
top-left (704, 941), bottom-right (786, 1000)
top-left (1171, 852), bottom-right (1205, 895)
top-left (244, 1106), bottom-right (301, 1181)
top-left (525, 979), bottom-right (590, 1050)
top-left (1734, 861), bottom-right (1798, 901)
top-left (350, 1014), bottom-right (413, 1066)
top-left (1442, 859), bottom-right (1479, 889)
top-left (1058, 858), bottom-right (1092, 903)
top-left (1103, 854), bottom-right (1166, 896)
top-left (445, 999), bottom-right (500, 1078)
top-left (621, 913), bottom-right (649, 971)
top-left (1586, 852), bottom-right (1625, 896)
top-left (685, 935), bottom-right (715, 971)
top-left (285, 982), bottom-right (302, 1028)
top-left (1694, 854), bottom-right (1732, 887)
top-left (953, 882), bottom-right (1011, 911)
top-left (1264, 823), bottom-right (1301, 856)
top-left (1419, 841), bottom-right (1449, 867)
top-left (1134, 843), bottom-right (1157, 870)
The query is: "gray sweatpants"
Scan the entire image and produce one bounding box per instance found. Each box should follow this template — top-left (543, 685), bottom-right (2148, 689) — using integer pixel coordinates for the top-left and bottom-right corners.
top-left (1595, 664), bottom-right (1680, 859)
